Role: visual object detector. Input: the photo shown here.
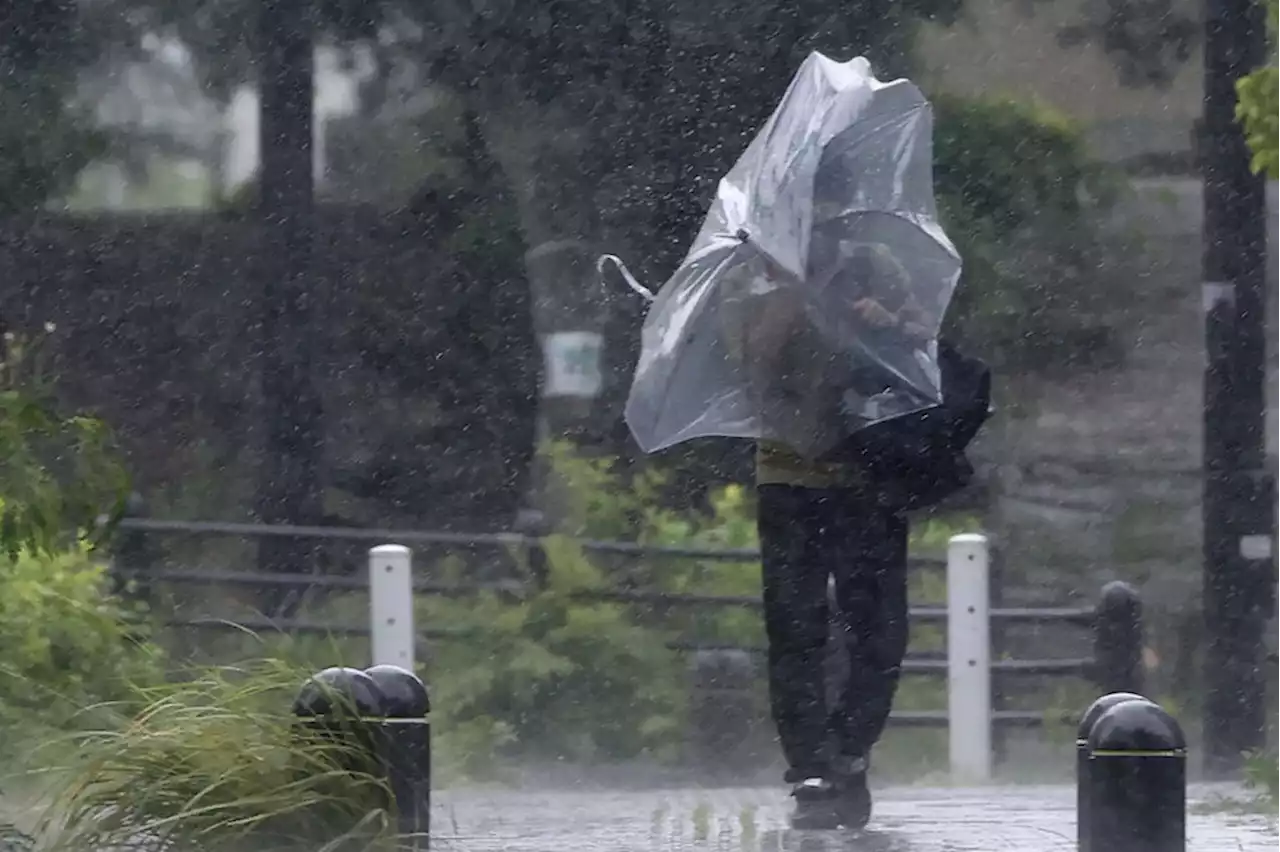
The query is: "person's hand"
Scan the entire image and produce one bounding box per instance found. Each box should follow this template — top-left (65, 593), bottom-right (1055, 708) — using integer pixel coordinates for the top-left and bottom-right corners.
top-left (900, 320), bottom-right (931, 341)
top-left (852, 297), bottom-right (896, 327)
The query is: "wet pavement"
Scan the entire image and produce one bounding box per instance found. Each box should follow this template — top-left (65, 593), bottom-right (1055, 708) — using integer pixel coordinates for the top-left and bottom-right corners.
top-left (432, 784), bottom-right (1277, 851)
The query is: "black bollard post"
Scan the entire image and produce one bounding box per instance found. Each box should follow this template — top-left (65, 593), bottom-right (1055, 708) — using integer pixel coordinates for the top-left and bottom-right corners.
top-left (365, 664), bottom-right (431, 850)
top-left (514, 508), bottom-right (550, 590)
top-left (293, 666), bottom-right (386, 721)
top-left (1076, 692), bottom-right (1151, 852)
top-left (1093, 581), bottom-right (1145, 696)
top-left (109, 492), bottom-right (157, 607)
top-left (292, 667), bottom-right (388, 844)
top-left (1085, 698), bottom-right (1187, 852)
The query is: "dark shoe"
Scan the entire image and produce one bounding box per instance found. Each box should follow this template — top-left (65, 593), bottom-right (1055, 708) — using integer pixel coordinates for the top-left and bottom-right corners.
top-left (789, 777), bottom-right (842, 830)
top-left (831, 758), bottom-right (872, 830)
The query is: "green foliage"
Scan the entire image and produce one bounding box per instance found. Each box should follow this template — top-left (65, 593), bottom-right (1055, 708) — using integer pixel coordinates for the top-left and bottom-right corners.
top-left (0, 545), bottom-right (161, 741)
top-left (421, 540), bottom-right (686, 779)
top-left (0, 326), bottom-right (130, 559)
top-left (415, 445), bottom-right (756, 779)
top-left (65, 160), bottom-right (214, 211)
top-left (934, 96), bottom-right (1109, 232)
top-left (0, 78), bottom-right (106, 214)
top-left (1031, 0), bottom-right (1197, 88)
top-left (932, 94), bottom-right (1134, 369)
top-left (1237, 66), bottom-right (1278, 178)
top-left (486, 441), bottom-right (974, 779)
top-left (132, 0), bottom-right (967, 284)
top-left (1236, 0), bottom-right (1279, 179)
top-left (0, 312), bottom-right (149, 752)
top-left (547, 440), bottom-right (970, 558)
top-left (546, 440), bottom-right (972, 647)
top-left (33, 659), bottom-right (398, 852)
top-left (0, 0), bottom-right (116, 213)
top-left (412, 444), bottom-right (737, 775)
top-left (4, 439), bottom-right (979, 788)
top-left (213, 178), bottom-right (257, 216)
top-left (1244, 750), bottom-right (1280, 806)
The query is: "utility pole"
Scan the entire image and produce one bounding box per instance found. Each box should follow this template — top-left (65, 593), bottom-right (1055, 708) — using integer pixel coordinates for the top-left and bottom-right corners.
top-left (1200, 0), bottom-right (1275, 777)
top-left (255, 0), bottom-right (323, 606)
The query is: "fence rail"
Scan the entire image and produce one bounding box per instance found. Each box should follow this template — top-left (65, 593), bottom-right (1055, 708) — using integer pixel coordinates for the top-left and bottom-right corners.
top-left (136, 565), bottom-right (1096, 623)
top-left (113, 516), bottom-right (946, 567)
top-left (110, 515), bottom-right (1145, 783)
top-left (154, 610), bottom-right (1094, 675)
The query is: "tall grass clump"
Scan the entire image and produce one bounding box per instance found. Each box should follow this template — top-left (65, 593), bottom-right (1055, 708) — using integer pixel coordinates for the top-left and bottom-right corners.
top-left (32, 659), bottom-right (400, 852)
top-left (1243, 750), bottom-right (1279, 811)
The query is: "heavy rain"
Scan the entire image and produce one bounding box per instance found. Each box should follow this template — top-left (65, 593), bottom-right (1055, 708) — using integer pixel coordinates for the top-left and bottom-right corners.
top-left (0, 0), bottom-right (1275, 849)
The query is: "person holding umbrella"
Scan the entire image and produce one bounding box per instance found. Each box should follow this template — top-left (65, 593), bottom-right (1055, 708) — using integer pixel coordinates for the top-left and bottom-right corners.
top-left (614, 52), bottom-right (990, 830)
top-left (726, 240), bottom-right (924, 830)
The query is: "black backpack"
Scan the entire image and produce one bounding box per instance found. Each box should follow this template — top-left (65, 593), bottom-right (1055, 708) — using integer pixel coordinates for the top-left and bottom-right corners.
top-left (825, 339), bottom-right (993, 512)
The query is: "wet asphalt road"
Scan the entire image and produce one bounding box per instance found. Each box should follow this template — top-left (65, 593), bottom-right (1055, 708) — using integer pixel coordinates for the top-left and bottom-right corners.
top-left (431, 784), bottom-right (1276, 851)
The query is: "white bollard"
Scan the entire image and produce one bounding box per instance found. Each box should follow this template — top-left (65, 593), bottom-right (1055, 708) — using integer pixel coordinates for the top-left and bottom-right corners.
top-left (946, 533), bottom-right (992, 782)
top-left (369, 544), bottom-right (415, 671)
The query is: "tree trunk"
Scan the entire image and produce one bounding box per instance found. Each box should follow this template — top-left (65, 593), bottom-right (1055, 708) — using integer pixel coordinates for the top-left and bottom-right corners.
top-left (254, 0), bottom-right (324, 613)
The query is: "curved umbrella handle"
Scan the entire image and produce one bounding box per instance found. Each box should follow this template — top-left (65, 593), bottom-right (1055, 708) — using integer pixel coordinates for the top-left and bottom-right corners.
top-left (596, 253), bottom-right (655, 302)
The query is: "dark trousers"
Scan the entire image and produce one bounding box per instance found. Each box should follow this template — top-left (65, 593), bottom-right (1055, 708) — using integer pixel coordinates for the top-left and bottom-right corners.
top-left (757, 484), bottom-right (909, 783)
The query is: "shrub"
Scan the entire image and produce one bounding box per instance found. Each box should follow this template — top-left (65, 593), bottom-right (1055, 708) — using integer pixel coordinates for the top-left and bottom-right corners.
top-left (455, 445), bottom-right (972, 777)
top-left (420, 538), bottom-right (686, 779)
top-left (543, 439), bottom-right (975, 635)
top-left (1, 325), bottom-right (129, 559)
top-left (932, 93), bottom-right (1138, 371)
top-left (0, 544), bottom-right (162, 744)
top-left (1244, 750), bottom-right (1280, 808)
top-left (1235, 0), bottom-right (1278, 179)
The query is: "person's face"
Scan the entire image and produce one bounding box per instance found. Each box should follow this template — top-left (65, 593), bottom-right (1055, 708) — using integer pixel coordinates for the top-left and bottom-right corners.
top-left (822, 252), bottom-right (875, 307)
top-left (847, 253), bottom-right (876, 289)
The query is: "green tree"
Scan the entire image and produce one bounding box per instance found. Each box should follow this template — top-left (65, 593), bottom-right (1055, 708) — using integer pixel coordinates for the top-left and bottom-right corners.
top-left (933, 94), bottom-right (1133, 369)
top-left (332, 105), bottom-right (542, 531)
top-left (1045, 0), bottom-right (1199, 88)
top-left (0, 2), bottom-right (116, 211)
top-left (60, 0), bottom-right (1182, 509)
top-left (0, 327), bottom-right (129, 559)
top-left (109, 0), bottom-right (1196, 282)
top-left (123, 0), bottom-right (966, 254)
top-left (1237, 0), bottom-right (1279, 177)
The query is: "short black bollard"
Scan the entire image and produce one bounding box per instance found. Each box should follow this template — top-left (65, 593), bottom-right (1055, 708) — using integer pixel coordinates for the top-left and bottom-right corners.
top-left (294, 666), bottom-right (386, 719)
top-left (365, 664), bottom-right (431, 850)
top-left (293, 667), bottom-right (389, 846)
top-left (293, 665), bottom-right (384, 767)
top-left (109, 492), bottom-right (158, 606)
top-left (1076, 691), bottom-right (1151, 852)
top-left (1093, 581), bottom-right (1145, 696)
top-left (1084, 698), bottom-right (1186, 852)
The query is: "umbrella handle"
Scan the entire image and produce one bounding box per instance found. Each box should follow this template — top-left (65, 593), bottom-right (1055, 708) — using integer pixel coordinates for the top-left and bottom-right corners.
top-left (596, 254), bottom-right (655, 302)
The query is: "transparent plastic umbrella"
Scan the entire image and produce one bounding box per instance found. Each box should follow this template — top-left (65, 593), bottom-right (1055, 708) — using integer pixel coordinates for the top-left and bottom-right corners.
top-left (614, 52), bottom-right (961, 459)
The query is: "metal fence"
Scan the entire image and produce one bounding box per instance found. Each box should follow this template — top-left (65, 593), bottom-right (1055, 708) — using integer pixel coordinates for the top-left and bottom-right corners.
top-left (110, 515), bottom-right (1144, 782)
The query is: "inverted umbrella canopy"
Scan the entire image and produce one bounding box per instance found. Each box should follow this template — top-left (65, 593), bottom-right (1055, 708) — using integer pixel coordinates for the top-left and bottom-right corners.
top-left (624, 53), bottom-right (961, 459)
